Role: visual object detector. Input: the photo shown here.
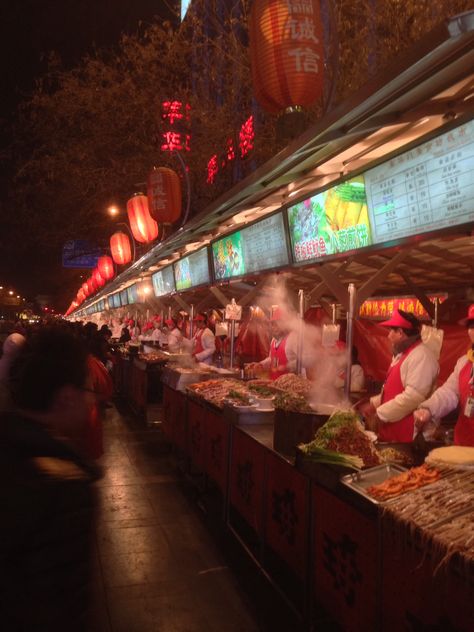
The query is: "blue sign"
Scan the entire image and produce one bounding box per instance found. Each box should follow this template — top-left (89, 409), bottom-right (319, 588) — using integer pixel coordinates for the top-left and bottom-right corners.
top-left (62, 240), bottom-right (101, 268)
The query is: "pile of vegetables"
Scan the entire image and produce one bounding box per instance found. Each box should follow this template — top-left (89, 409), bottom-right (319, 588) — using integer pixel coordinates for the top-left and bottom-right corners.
top-left (299, 409), bottom-right (380, 469)
top-left (274, 392), bottom-right (313, 413)
top-left (298, 443), bottom-right (363, 470)
top-left (248, 384), bottom-right (277, 398)
top-left (226, 390), bottom-right (251, 405)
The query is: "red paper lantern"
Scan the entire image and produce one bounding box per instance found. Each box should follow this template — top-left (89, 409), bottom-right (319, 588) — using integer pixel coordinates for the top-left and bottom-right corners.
top-left (82, 282), bottom-right (90, 297)
top-left (97, 255), bottom-right (115, 281)
top-left (77, 288), bottom-right (86, 303)
top-left (249, 0), bottom-right (324, 114)
top-left (88, 277), bottom-right (98, 294)
top-left (92, 268), bottom-right (105, 288)
top-left (147, 167), bottom-right (182, 224)
top-left (110, 231), bottom-right (132, 265)
top-left (127, 193), bottom-right (159, 243)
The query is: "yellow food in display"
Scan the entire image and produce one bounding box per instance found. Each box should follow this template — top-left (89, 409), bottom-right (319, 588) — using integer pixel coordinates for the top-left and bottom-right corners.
top-left (341, 201), bottom-right (362, 228)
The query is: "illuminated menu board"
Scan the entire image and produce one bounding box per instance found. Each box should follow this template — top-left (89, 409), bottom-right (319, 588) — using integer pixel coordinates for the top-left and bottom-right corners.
top-left (120, 289), bottom-right (128, 306)
top-left (127, 284), bottom-right (138, 304)
top-left (364, 119), bottom-right (474, 242)
top-left (112, 293), bottom-right (121, 308)
top-left (107, 296), bottom-right (114, 310)
top-left (287, 175), bottom-right (372, 263)
top-left (288, 120), bottom-right (474, 265)
top-left (152, 265), bottom-right (175, 297)
top-left (212, 212), bottom-right (289, 280)
top-left (174, 247), bottom-right (210, 291)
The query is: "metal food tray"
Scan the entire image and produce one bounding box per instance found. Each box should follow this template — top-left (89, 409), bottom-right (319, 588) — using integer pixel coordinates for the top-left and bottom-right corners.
top-left (341, 463), bottom-right (407, 504)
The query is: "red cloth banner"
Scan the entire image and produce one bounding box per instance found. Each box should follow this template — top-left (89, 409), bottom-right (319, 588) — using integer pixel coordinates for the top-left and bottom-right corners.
top-left (205, 410), bottom-right (230, 493)
top-left (187, 400), bottom-right (206, 471)
top-left (359, 294), bottom-right (446, 320)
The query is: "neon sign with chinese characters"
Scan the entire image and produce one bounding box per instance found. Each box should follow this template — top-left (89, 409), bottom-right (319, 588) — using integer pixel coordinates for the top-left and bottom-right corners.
top-left (160, 100), bottom-right (191, 153)
top-left (206, 115), bottom-right (255, 185)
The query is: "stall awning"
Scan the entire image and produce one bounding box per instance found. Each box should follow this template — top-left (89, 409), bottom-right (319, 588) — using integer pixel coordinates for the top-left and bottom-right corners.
top-left (84, 11), bottom-right (474, 313)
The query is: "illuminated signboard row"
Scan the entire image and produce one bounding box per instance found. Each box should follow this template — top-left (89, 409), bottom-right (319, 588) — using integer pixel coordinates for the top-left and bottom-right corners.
top-left (95, 119), bottom-right (474, 311)
top-left (152, 265), bottom-right (175, 297)
top-left (212, 212), bottom-right (289, 281)
top-left (174, 248), bottom-right (210, 291)
top-left (287, 119), bottom-right (474, 264)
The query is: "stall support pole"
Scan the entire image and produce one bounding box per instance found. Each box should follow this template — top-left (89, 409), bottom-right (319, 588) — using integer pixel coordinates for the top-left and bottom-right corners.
top-left (229, 320), bottom-right (236, 369)
top-left (189, 305), bottom-right (194, 340)
top-left (296, 289), bottom-right (304, 375)
top-left (433, 297), bottom-right (439, 327)
top-left (344, 283), bottom-right (356, 400)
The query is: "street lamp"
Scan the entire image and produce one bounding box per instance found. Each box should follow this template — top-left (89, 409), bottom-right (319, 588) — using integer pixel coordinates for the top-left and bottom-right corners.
top-left (108, 205), bottom-right (120, 217)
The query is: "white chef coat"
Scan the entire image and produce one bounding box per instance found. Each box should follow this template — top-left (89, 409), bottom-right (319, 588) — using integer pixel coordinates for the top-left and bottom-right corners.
top-left (370, 343), bottom-right (439, 423)
top-left (193, 327), bottom-right (216, 364)
top-left (419, 355), bottom-right (469, 420)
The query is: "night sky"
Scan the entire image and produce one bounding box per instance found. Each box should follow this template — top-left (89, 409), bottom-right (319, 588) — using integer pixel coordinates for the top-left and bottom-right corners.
top-left (0, 0), bottom-right (178, 304)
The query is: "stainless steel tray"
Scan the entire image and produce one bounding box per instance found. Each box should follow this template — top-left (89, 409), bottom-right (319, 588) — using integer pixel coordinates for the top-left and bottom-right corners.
top-left (341, 463), bottom-right (407, 504)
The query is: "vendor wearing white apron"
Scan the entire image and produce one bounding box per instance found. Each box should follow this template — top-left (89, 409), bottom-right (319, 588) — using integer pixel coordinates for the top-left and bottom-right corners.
top-left (361, 309), bottom-right (439, 443)
top-left (192, 314), bottom-right (215, 365)
top-left (414, 304), bottom-right (474, 446)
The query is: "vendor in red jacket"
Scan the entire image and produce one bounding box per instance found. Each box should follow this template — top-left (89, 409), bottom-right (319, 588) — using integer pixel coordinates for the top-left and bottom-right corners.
top-left (361, 309), bottom-right (439, 442)
top-left (414, 304), bottom-right (474, 446)
top-left (191, 313), bottom-right (216, 365)
top-left (248, 308), bottom-right (298, 380)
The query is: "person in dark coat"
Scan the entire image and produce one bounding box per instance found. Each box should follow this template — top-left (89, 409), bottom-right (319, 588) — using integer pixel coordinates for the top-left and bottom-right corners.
top-left (0, 326), bottom-right (101, 631)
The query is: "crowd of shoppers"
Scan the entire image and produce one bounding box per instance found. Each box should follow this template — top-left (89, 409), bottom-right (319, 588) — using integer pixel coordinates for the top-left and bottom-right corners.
top-left (0, 319), bottom-right (113, 630)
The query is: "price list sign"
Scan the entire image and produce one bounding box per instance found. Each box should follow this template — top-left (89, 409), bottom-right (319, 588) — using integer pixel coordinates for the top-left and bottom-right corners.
top-left (212, 212), bottom-right (289, 280)
top-left (365, 120), bottom-right (474, 243)
top-left (174, 248), bottom-right (210, 291)
top-left (152, 265), bottom-right (175, 297)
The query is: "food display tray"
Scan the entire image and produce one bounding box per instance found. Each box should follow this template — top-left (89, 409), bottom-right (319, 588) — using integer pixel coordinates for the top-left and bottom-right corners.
top-left (341, 463), bottom-right (407, 504)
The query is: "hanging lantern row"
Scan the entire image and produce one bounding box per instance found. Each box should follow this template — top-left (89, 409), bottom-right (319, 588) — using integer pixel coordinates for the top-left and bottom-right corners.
top-left (147, 167), bottom-right (182, 224)
top-left (69, 166), bottom-right (183, 315)
top-left (127, 193), bottom-right (159, 244)
top-left (97, 255), bottom-right (115, 280)
top-left (110, 231), bottom-right (132, 265)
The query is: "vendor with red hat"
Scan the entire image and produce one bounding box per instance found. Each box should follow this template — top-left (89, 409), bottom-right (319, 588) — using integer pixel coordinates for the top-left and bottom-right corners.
top-left (414, 304), bottom-right (474, 446)
top-left (191, 313), bottom-right (216, 365)
top-left (163, 317), bottom-right (182, 352)
top-left (360, 309), bottom-right (439, 442)
top-left (247, 307), bottom-right (298, 380)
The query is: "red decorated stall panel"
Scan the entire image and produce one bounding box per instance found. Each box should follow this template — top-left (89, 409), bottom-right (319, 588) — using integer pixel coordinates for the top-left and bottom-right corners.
top-left (130, 363), bottom-right (147, 417)
top-left (173, 390), bottom-right (187, 453)
top-left (205, 409), bottom-right (230, 493)
top-left (264, 451), bottom-right (310, 580)
top-left (381, 523), bottom-right (474, 631)
top-left (162, 385), bottom-right (187, 450)
top-left (312, 486), bottom-right (378, 632)
top-left (187, 399), bottom-right (207, 472)
top-left (162, 384), bottom-right (174, 441)
top-left (229, 427), bottom-right (265, 538)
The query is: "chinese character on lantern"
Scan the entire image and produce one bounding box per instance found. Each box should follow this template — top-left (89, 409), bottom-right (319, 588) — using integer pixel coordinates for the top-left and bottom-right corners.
top-left (239, 115), bottom-right (255, 158)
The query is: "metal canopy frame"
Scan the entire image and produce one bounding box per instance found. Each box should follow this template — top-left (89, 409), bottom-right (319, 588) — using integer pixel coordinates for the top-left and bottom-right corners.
top-left (80, 12), bottom-right (474, 317)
